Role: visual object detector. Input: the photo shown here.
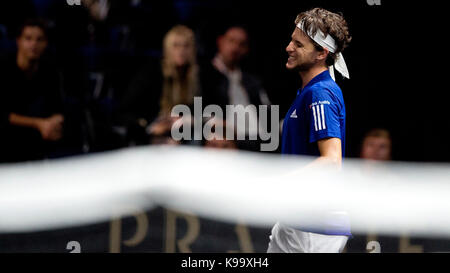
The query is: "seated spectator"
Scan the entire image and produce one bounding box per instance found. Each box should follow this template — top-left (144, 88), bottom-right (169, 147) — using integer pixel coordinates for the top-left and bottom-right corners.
top-left (202, 25), bottom-right (271, 150)
top-left (0, 18), bottom-right (64, 162)
top-left (116, 25), bottom-right (201, 145)
top-left (147, 116), bottom-right (181, 146)
top-left (360, 128), bottom-right (392, 161)
top-left (203, 119), bottom-right (237, 150)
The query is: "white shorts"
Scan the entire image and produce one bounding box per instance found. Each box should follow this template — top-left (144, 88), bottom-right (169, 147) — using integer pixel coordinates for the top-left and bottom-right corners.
top-left (267, 222), bottom-right (349, 253)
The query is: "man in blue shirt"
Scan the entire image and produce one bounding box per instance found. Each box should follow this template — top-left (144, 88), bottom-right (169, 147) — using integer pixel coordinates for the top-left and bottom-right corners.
top-left (281, 71), bottom-right (346, 158)
top-left (267, 8), bottom-right (352, 253)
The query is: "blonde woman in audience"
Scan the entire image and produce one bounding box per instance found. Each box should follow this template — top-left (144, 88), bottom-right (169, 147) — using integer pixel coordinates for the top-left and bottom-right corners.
top-left (117, 25), bottom-right (202, 145)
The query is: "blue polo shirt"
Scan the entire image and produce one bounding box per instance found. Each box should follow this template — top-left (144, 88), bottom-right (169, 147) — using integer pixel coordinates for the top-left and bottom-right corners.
top-left (282, 70), bottom-right (346, 157)
top-left (282, 70), bottom-right (351, 236)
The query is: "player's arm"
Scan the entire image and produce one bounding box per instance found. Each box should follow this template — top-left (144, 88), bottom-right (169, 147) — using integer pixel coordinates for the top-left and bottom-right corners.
top-left (307, 137), bottom-right (342, 169)
top-left (286, 137), bottom-right (342, 179)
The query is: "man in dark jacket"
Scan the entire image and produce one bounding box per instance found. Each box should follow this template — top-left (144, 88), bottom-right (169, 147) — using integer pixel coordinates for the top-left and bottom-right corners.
top-left (0, 19), bottom-right (64, 162)
top-left (202, 26), bottom-right (271, 150)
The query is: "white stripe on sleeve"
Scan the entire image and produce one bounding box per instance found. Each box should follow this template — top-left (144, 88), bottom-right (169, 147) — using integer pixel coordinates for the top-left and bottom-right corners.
top-left (316, 105), bottom-right (322, 131)
top-left (312, 106), bottom-right (318, 132)
top-left (321, 104), bottom-right (326, 130)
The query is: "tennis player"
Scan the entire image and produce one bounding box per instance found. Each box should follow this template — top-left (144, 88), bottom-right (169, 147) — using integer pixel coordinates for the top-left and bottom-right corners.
top-left (267, 8), bottom-right (352, 253)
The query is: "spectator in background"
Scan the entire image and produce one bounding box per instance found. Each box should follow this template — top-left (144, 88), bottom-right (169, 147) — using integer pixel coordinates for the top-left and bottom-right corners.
top-left (159, 25), bottom-right (200, 116)
top-left (116, 25), bottom-right (201, 145)
top-left (147, 116), bottom-right (181, 146)
top-left (360, 128), bottom-right (392, 161)
top-left (357, 130), bottom-right (423, 253)
top-left (0, 18), bottom-right (64, 162)
top-left (203, 119), bottom-right (237, 150)
top-left (203, 25), bottom-right (271, 150)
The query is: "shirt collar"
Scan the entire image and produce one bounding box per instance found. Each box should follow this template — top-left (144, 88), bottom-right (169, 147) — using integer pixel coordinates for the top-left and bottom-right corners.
top-left (300, 70), bottom-right (332, 93)
top-left (212, 54), bottom-right (242, 78)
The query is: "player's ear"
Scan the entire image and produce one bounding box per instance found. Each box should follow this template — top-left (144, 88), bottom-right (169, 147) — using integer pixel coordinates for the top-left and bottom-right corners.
top-left (316, 47), bottom-right (329, 62)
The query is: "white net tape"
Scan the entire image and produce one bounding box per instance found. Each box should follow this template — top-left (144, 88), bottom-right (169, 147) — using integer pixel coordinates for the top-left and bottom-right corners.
top-left (1, 146), bottom-right (450, 238)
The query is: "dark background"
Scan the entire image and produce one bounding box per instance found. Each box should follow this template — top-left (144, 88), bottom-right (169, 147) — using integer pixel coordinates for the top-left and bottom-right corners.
top-left (1, 0), bottom-right (447, 162)
top-left (0, 0), bottom-right (449, 253)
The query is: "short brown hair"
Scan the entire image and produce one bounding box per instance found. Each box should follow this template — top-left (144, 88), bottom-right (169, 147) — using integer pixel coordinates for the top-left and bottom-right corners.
top-left (295, 8), bottom-right (351, 66)
top-left (364, 128), bottom-right (391, 140)
top-left (17, 18), bottom-right (49, 39)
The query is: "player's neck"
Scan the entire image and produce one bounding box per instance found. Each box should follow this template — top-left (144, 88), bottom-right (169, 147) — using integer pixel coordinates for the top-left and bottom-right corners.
top-left (299, 66), bottom-right (328, 89)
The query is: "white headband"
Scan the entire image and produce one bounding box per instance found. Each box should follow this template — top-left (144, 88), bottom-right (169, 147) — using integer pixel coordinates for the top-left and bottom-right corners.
top-left (296, 20), bottom-right (350, 80)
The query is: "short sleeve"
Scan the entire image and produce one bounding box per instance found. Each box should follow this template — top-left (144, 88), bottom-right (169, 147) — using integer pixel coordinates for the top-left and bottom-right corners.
top-left (307, 88), bottom-right (342, 144)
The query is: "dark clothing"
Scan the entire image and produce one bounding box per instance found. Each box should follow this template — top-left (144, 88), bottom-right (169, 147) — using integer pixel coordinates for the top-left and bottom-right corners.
top-left (116, 59), bottom-right (163, 130)
top-left (117, 58), bottom-right (270, 127)
top-left (0, 55), bottom-right (63, 162)
top-left (116, 58), bottom-right (204, 145)
top-left (116, 58), bottom-right (271, 148)
top-left (201, 62), bottom-right (267, 109)
top-left (114, 59), bottom-right (164, 144)
top-left (201, 61), bottom-right (272, 152)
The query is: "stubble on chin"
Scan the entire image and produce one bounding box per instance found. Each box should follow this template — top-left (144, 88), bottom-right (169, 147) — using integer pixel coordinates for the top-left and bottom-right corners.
top-left (286, 61), bottom-right (309, 73)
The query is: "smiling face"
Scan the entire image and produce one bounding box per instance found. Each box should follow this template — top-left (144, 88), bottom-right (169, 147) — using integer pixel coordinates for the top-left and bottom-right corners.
top-left (285, 27), bottom-right (320, 72)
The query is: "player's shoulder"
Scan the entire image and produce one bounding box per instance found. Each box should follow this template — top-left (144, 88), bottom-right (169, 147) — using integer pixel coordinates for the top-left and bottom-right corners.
top-left (305, 80), bottom-right (342, 103)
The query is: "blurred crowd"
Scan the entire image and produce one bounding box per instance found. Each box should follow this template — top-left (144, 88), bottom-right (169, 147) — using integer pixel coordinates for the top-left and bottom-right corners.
top-left (0, 0), bottom-right (277, 163)
top-left (0, 0), bottom-right (393, 164)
